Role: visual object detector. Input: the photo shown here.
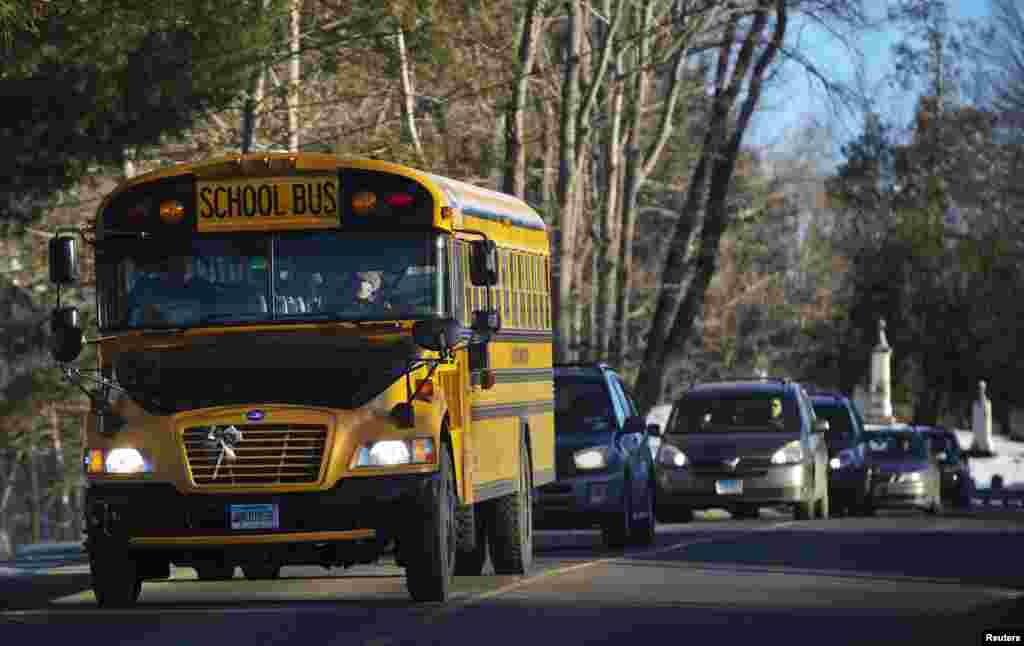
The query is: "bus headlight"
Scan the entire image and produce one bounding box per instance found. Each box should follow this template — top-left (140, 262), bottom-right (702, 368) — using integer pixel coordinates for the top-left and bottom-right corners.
top-left (84, 447), bottom-right (152, 475)
top-left (352, 438), bottom-right (436, 468)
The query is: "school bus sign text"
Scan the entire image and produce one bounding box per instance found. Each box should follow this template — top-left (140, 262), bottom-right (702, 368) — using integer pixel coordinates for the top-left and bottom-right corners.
top-left (196, 176), bottom-right (340, 231)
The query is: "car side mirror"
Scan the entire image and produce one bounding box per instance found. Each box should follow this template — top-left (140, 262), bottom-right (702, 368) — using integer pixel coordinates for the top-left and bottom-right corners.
top-left (412, 318), bottom-right (463, 354)
top-left (50, 306), bottom-right (84, 363)
top-left (936, 451), bottom-right (947, 462)
top-left (49, 233), bottom-right (80, 285)
top-left (813, 419), bottom-right (829, 434)
top-left (469, 239), bottom-right (498, 286)
top-left (622, 416), bottom-right (646, 435)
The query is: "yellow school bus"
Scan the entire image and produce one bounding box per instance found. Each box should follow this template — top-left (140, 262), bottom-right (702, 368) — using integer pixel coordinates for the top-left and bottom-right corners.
top-left (47, 153), bottom-right (555, 606)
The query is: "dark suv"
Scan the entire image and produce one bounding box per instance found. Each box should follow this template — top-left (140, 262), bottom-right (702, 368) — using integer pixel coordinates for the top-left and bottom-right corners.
top-left (655, 378), bottom-right (830, 521)
top-left (809, 390), bottom-right (872, 516)
top-left (535, 364), bottom-right (659, 548)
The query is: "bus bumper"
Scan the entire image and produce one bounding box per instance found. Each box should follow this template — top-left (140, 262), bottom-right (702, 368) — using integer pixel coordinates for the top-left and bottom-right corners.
top-left (84, 474), bottom-right (438, 569)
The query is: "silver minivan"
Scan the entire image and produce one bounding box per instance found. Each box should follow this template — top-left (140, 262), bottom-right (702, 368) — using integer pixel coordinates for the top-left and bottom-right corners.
top-left (654, 379), bottom-right (830, 521)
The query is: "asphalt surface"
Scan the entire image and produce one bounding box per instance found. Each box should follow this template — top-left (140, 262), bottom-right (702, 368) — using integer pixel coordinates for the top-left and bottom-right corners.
top-left (1, 509), bottom-right (1022, 646)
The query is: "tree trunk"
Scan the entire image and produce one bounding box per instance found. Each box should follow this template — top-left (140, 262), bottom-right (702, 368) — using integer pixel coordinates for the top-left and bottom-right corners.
top-left (0, 455), bottom-right (20, 559)
top-left (288, 0), bottom-right (301, 152)
top-left (502, 0), bottom-right (546, 198)
top-left (553, 0), bottom-right (583, 362)
top-left (633, 0), bottom-right (786, 413)
top-left (29, 445), bottom-right (40, 543)
top-left (49, 405), bottom-right (69, 540)
top-left (596, 51), bottom-right (625, 362)
top-left (396, 24), bottom-right (424, 162)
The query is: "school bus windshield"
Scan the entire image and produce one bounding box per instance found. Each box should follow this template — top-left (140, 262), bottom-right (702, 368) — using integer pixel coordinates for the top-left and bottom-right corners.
top-left (97, 231), bottom-right (446, 331)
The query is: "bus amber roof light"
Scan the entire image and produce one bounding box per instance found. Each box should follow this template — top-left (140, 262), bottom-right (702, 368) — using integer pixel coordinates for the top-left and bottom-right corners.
top-left (352, 191), bottom-right (377, 215)
top-left (159, 200), bottom-right (185, 224)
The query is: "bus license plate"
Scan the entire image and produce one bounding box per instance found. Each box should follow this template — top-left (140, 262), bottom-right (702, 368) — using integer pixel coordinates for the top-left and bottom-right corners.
top-left (230, 504), bottom-right (279, 530)
top-left (715, 480), bottom-right (743, 495)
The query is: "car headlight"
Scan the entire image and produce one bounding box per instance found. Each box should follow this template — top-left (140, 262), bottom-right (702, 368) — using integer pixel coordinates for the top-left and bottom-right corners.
top-left (351, 438), bottom-right (436, 468)
top-left (897, 472), bottom-right (923, 483)
top-left (829, 448), bottom-right (856, 470)
top-left (771, 440), bottom-right (804, 465)
top-left (657, 444), bottom-right (688, 468)
top-left (84, 447), bottom-right (152, 475)
top-left (574, 447), bottom-right (609, 471)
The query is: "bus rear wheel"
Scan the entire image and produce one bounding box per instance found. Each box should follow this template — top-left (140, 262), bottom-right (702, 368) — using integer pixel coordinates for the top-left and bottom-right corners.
top-left (405, 440), bottom-right (457, 602)
top-left (486, 434), bottom-right (533, 575)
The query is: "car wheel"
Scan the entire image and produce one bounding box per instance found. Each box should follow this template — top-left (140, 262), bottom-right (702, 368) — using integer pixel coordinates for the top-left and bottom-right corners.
top-left (405, 439), bottom-right (457, 602)
top-left (195, 560), bottom-right (235, 581)
top-left (602, 479), bottom-right (631, 549)
top-left (628, 480), bottom-right (656, 547)
top-left (657, 502), bottom-right (694, 523)
top-left (241, 562), bottom-right (281, 580)
top-left (733, 506), bottom-right (759, 520)
top-left (485, 434), bottom-right (533, 575)
top-left (90, 549), bottom-right (142, 608)
top-left (815, 489), bottom-right (830, 520)
top-left (794, 499), bottom-right (813, 520)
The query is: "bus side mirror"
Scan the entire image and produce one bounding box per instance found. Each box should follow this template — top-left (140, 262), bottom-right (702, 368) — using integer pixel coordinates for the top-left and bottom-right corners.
top-left (469, 239), bottom-right (498, 286)
top-left (49, 234), bottom-right (80, 285)
top-left (412, 318), bottom-right (463, 353)
top-left (50, 306), bottom-right (84, 363)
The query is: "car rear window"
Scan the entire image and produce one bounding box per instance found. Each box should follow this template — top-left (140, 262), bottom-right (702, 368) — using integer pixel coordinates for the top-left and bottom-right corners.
top-left (666, 392), bottom-right (799, 434)
top-left (554, 378), bottom-right (615, 433)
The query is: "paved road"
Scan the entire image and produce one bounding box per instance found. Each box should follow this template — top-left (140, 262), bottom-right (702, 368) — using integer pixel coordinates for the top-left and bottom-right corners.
top-left (2, 510), bottom-right (1022, 646)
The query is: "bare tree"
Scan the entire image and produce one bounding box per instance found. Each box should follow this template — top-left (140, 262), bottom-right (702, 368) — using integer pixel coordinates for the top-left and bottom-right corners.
top-left (634, 0), bottom-right (788, 412)
top-left (502, 0), bottom-right (547, 197)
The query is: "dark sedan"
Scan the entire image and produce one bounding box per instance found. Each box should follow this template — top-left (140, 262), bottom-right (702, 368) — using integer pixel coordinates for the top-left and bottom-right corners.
top-left (810, 392), bottom-right (871, 516)
top-left (866, 429), bottom-right (943, 514)
top-left (914, 426), bottom-right (973, 508)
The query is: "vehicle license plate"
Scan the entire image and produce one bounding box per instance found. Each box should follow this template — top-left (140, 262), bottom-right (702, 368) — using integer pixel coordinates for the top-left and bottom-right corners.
top-left (230, 503), bottom-right (279, 530)
top-left (715, 479), bottom-right (743, 495)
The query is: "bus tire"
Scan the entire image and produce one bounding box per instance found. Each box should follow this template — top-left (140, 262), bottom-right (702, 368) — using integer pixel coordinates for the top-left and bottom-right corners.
top-left (486, 434), bottom-right (533, 575)
top-left (90, 551), bottom-right (142, 608)
top-left (405, 440), bottom-right (456, 602)
top-left (454, 502), bottom-right (488, 576)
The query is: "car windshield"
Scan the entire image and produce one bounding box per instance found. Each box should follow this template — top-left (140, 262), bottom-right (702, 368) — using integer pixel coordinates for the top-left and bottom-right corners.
top-left (666, 392), bottom-right (799, 434)
top-left (812, 403), bottom-right (856, 443)
top-left (554, 378), bottom-right (615, 434)
top-left (97, 232), bottom-right (442, 331)
top-left (866, 432), bottom-right (928, 460)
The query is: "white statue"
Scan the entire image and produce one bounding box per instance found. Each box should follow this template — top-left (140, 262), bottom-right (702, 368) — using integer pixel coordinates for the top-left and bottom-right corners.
top-left (868, 318), bottom-right (893, 423)
top-left (973, 380), bottom-right (993, 455)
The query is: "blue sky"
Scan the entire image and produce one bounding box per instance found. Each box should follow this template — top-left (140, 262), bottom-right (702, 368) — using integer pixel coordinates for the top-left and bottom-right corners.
top-left (746, 0), bottom-right (994, 170)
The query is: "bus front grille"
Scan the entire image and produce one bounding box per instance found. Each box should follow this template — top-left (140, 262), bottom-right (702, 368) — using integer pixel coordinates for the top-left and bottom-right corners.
top-left (182, 424), bottom-right (328, 486)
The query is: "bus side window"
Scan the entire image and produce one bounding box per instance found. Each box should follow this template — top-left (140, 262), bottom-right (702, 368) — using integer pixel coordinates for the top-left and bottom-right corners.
top-left (451, 238), bottom-right (466, 325)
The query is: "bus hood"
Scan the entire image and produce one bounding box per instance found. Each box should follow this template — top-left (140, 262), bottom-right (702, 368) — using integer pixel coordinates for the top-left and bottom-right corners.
top-left (110, 332), bottom-right (419, 414)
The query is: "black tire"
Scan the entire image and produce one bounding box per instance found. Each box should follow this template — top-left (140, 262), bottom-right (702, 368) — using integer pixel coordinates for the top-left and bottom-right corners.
top-left (629, 480), bottom-right (656, 547)
top-left (241, 562), bottom-right (281, 580)
top-left (816, 489), bottom-right (830, 520)
top-left (195, 561), bottom-right (235, 581)
top-left (601, 479), bottom-right (631, 550)
top-left (90, 551), bottom-right (142, 608)
top-left (656, 503), bottom-right (694, 523)
top-left (733, 506), bottom-right (759, 520)
top-left (794, 499), bottom-right (813, 520)
top-left (486, 434), bottom-right (534, 575)
top-left (454, 502), bottom-right (488, 576)
top-left (405, 440), bottom-right (457, 602)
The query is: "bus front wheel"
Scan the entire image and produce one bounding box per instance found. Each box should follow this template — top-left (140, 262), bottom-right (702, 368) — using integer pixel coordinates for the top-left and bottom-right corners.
top-left (90, 551), bottom-right (142, 608)
top-left (405, 440), bottom-right (457, 602)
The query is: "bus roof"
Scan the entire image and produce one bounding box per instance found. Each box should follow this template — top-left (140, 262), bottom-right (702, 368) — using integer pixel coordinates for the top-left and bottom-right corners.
top-left (97, 152), bottom-right (546, 233)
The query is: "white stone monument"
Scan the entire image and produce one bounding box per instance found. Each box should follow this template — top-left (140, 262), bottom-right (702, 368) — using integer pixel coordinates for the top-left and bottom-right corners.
top-left (865, 318), bottom-right (894, 424)
top-left (972, 379), bottom-right (994, 455)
